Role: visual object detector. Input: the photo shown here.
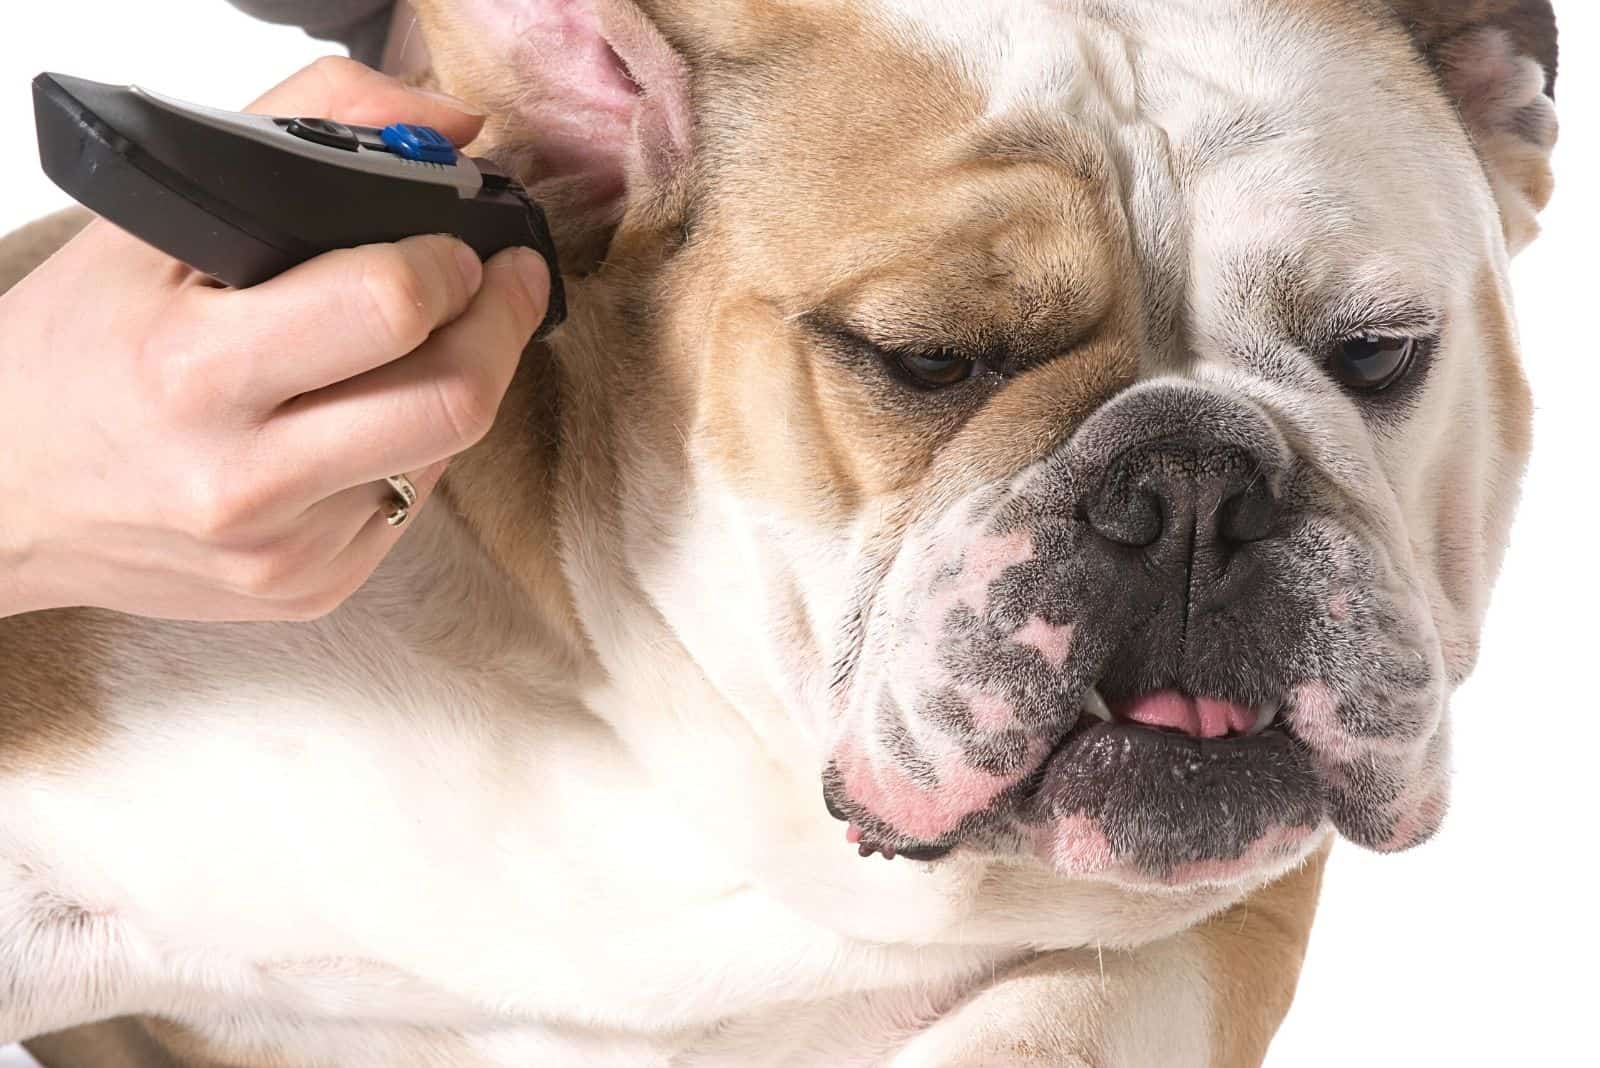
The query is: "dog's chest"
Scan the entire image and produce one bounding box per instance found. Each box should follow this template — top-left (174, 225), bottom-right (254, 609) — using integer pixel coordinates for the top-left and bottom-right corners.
top-left (28, 679), bottom-right (997, 1064)
top-left (5, 518), bottom-right (1014, 1064)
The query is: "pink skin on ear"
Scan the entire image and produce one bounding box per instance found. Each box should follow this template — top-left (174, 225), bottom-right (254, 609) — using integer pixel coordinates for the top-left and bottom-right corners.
top-left (456, 0), bottom-right (691, 202)
top-left (1442, 28), bottom-right (1551, 135)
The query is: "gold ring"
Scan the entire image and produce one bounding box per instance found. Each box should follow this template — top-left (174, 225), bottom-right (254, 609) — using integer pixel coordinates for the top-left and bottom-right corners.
top-left (383, 473), bottom-right (418, 527)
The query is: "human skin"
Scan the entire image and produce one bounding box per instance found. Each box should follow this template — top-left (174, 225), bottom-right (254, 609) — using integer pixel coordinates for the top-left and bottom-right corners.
top-left (0, 56), bottom-right (551, 622)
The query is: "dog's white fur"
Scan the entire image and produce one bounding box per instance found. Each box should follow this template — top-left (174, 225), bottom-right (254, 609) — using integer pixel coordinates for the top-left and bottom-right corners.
top-left (0, 0), bottom-right (1556, 1063)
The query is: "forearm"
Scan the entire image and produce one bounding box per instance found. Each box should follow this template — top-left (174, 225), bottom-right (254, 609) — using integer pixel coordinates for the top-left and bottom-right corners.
top-left (0, 210), bottom-right (94, 621)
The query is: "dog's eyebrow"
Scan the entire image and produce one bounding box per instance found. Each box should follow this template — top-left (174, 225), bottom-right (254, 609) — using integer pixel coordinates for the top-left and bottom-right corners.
top-left (799, 311), bottom-right (1017, 364)
top-left (798, 299), bottom-right (1102, 373)
top-left (1309, 288), bottom-right (1442, 343)
top-left (1225, 252), bottom-right (1442, 343)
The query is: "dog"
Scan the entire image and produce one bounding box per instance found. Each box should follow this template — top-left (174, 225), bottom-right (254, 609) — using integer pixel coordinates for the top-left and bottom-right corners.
top-left (0, 0), bottom-right (1559, 1063)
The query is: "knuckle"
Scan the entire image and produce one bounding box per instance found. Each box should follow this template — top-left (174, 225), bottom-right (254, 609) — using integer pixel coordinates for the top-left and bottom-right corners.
top-left (309, 54), bottom-right (359, 78)
top-left (138, 325), bottom-right (223, 422)
top-left (223, 544), bottom-right (309, 600)
top-left (185, 467), bottom-right (268, 543)
top-left (431, 368), bottom-right (501, 449)
top-left (283, 561), bottom-right (373, 620)
top-left (278, 589), bottom-right (346, 622)
top-left (306, 55), bottom-right (366, 91)
top-left (355, 250), bottom-right (434, 352)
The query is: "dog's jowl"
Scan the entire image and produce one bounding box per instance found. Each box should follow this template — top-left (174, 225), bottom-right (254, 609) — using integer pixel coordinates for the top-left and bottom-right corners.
top-left (0, 0), bottom-right (1559, 1065)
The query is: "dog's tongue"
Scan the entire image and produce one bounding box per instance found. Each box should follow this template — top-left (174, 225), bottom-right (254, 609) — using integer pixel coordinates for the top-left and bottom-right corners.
top-left (1114, 690), bottom-right (1255, 739)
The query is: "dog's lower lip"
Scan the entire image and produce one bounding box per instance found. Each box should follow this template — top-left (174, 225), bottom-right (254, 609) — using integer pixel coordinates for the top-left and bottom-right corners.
top-left (845, 820), bottom-right (952, 862)
top-left (824, 789), bottom-right (848, 823)
top-left (829, 687), bottom-right (1295, 863)
top-left (1027, 720), bottom-right (1327, 878)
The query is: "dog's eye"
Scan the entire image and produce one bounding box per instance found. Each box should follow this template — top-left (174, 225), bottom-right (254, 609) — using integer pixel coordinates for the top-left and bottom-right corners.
top-left (1328, 334), bottom-right (1418, 392)
top-left (894, 350), bottom-right (976, 389)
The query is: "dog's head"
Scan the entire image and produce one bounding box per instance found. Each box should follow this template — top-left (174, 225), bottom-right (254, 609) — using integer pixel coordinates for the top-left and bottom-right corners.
top-left (417, 0), bottom-right (1557, 888)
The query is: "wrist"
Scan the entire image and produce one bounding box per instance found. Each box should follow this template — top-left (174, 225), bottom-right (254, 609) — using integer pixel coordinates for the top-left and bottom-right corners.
top-left (0, 373), bottom-right (57, 618)
top-left (0, 476), bottom-right (57, 618)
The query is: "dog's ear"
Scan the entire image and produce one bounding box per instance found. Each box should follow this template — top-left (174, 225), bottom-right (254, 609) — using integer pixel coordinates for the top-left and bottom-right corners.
top-left (1388, 0), bottom-right (1559, 253)
top-left (411, 0), bottom-right (694, 269)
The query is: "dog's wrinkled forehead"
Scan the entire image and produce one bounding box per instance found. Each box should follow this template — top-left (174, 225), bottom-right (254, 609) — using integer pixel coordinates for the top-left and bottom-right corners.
top-left (707, 0), bottom-right (1492, 324)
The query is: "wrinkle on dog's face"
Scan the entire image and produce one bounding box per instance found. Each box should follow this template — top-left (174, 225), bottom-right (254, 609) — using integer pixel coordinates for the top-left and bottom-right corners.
top-left (611, 0), bottom-right (1540, 888)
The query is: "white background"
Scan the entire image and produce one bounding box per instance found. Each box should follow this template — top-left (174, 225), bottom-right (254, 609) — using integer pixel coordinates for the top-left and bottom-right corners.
top-left (2, 2), bottom-right (1595, 1066)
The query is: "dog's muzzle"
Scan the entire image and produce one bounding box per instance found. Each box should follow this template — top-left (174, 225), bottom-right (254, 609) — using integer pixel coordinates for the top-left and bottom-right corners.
top-left (824, 381), bottom-right (1447, 884)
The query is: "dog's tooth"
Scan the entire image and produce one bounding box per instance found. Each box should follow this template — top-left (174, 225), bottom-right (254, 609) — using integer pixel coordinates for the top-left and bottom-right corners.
top-left (1248, 702), bottom-right (1279, 736)
top-left (1081, 687), bottom-right (1113, 722)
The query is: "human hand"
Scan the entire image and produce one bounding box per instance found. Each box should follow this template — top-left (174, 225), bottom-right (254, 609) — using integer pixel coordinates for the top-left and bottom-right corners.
top-left (0, 57), bottom-right (549, 621)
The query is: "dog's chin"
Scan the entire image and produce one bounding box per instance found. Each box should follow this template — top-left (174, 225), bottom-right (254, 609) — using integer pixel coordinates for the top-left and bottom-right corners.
top-left (827, 696), bottom-right (1337, 889)
top-left (1022, 718), bottom-right (1328, 889)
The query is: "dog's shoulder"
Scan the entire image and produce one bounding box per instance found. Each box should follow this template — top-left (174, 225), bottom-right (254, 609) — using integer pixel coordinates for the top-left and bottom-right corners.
top-left (0, 504), bottom-right (558, 773)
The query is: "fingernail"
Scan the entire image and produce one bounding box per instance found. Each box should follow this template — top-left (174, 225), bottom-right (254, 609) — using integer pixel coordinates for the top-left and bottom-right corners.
top-left (514, 248), bottom-right (551, 309)
top-left (412, 85), bottom-right (487, 117)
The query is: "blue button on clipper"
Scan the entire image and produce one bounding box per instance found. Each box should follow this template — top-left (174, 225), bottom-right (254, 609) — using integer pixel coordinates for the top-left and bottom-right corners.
top-left (379, 124), bottom-right (457, 165)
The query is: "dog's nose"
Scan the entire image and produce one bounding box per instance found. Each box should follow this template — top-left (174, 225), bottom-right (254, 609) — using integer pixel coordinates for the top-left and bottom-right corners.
top-left (1086, 437), bottom-right (1277, 577)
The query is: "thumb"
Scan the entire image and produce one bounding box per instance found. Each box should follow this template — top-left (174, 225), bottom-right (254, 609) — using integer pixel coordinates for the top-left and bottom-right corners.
top-left (245, 56), bottom-right (485, 147)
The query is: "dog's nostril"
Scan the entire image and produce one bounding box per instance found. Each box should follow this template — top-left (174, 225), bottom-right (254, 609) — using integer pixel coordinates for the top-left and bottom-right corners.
top-left (1217, 477), bottom-right (1276, 543)
top-left (1086, 485), bottom-right (1164, 548)
top-left (1087, 442), bottom-right (1280, 562)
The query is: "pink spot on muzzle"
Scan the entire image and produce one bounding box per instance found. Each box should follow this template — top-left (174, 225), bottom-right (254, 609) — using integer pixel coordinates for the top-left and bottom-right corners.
top-left (1377, 783), bottom-right (1448, 853)
top-left (1287, 681), bottom-right (1347, 757)
top-left (834, 735), bottom-right (1047, 842)
top-left (964, 688), bottom-right (1018, 732)
top-left (964, 529), bottom-right (1035, 578)
top-left (925, 529), bottom-right (1036, 624)
top-left (1012, 617), bottom-right (1074, 671)
top-left (1039, 814), bottom-right (1114, 874)
top-left (1288, 681), bottom-right (1415, 764)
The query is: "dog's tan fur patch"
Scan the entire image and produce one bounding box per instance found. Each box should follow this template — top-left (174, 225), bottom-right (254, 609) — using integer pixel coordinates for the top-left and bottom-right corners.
top-left (1201, 845), bottom-right (1331, 1066)
top-left (659, 22), bottom-right (1142, 519)
top-left (0, 609), bottom-right (120, 773)
top-left (1477, 268), bottom-right (1534, 462)
top-left (27, 1017), bottom-right (201, 1068)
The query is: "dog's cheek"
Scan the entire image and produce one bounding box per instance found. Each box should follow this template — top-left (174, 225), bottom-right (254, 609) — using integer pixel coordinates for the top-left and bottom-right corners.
top-left (690, 297), bottom-right (960, 526)
top-left (1274, 531), bottom-right (1452, 852)
top-left (823, 513), bottom-right (1039, 841)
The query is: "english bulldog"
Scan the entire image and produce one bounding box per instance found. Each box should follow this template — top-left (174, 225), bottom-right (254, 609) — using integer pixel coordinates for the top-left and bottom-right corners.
top-left (0, 0), bottom-right (1559, 1064)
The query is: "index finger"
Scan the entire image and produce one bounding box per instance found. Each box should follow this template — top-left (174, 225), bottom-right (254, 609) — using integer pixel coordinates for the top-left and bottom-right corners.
top-left (246, 56), bottom-right (484, 147)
